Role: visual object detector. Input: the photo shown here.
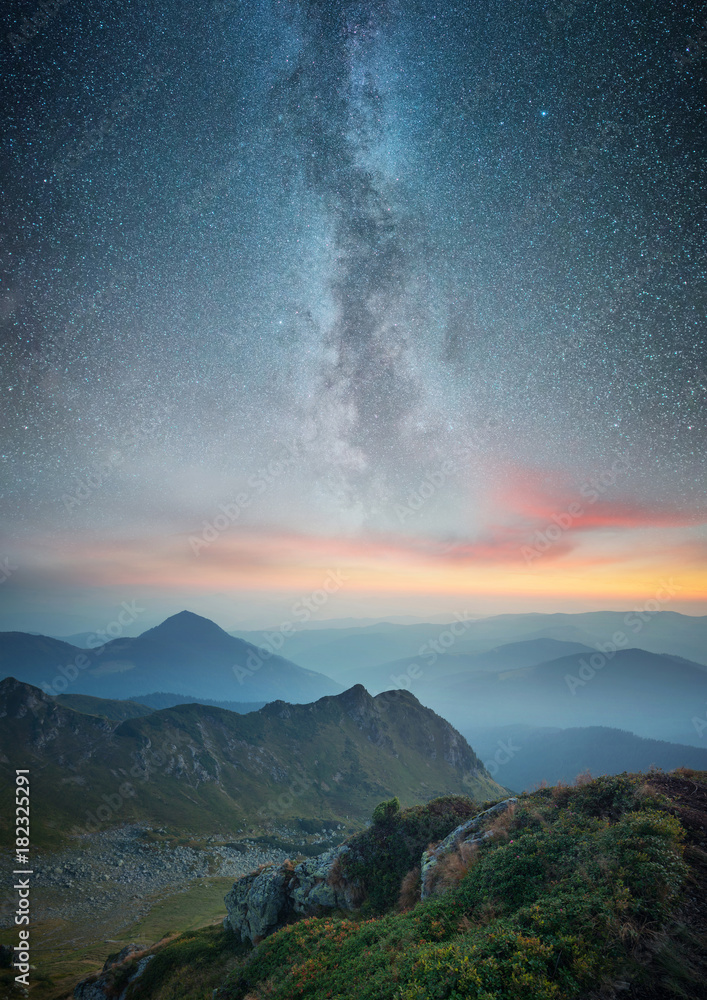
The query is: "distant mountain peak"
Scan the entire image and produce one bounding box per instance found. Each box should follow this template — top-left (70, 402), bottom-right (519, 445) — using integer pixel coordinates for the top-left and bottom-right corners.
top-left (139, 610), bottom-right (230, 643)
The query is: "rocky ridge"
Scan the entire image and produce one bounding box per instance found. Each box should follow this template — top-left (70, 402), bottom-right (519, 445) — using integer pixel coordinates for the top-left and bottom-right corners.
top-left (0, 679), bottom-right (505, 848)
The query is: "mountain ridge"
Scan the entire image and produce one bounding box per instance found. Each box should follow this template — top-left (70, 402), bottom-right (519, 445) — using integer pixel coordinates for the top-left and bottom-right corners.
top-left (257, 610), bottom-right (707, 679)
top-left (0, 677), bottom-right (505, 846)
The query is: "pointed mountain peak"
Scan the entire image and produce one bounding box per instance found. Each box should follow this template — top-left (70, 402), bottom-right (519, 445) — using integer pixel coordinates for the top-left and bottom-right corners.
top-left (0, 676), bottom-right (53, 718)
top-left (336, 683), bottom-right (378, 719)
top-left (339, 683), bottom-right (373, 704)
top-left (140, 611), bottom-right (231, 643)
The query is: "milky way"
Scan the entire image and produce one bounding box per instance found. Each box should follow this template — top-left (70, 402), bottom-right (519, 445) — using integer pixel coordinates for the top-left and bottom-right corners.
top-left (1, 0), bottom-right (705, 627)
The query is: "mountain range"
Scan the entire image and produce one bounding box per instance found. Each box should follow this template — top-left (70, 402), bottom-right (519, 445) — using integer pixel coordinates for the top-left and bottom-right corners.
top-left (0, 677), bottom-right (505, 847)
top-left (239, 610), bottom-right (707, 679)
top-left (436, 647), bottom-right (707, 746)
top-left (49, 687), bottom-right (707, 794)
top-left (4, 609), bottom-right (706, 752)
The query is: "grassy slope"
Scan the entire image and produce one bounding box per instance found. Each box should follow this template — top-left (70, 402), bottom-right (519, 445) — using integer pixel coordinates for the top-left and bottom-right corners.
top-left (104, 769), bottom-right (707, 1000)
top-left (102, 691), bottom-right (503, 832)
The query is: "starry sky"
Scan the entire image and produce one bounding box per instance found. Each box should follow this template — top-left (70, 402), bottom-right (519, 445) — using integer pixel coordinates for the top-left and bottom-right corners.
top-left (1, 0), bottom-right (706, 633)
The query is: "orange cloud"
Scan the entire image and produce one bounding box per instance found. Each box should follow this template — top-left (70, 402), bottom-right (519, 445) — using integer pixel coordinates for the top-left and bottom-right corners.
top-left (16, 517), bottom-right (707, 609)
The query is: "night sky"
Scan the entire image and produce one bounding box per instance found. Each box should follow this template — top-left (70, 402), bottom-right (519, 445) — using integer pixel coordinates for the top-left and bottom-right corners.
top-left (2, 0), bottom-right (706, 632)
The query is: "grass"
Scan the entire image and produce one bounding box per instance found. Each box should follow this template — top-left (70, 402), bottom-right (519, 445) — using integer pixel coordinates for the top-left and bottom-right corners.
top-left (0, 877), bottom-right (235, 1000)
top-left (337, 794), bottom-right (478, 914)
top-left (0, 684), bottom-right (506, 850)
top-left (122, 876), bottom-right (236, 942)
top-left (112, 925), bottom-right (249, 1000)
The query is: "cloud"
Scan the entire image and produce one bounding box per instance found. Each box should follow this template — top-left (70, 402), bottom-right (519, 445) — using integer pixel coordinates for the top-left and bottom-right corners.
top-left (5, 514), bottom-right (706, 625)
top-left (497, 464), bottom-right (707, 535)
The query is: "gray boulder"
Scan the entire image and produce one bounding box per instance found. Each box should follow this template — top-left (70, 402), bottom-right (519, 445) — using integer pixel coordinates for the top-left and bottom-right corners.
top-left (224, 844), bottom-right (361, 943)
top-left (224, 798), bottom-right (519, 944)
top-left (102, 943), bottom-right (142, 971)
top-left (291, 845), bottom-right (357, 913)
top-left (74, 981), bottom-right (109, 1000)
top-left (223, 863), bottom-right (296, 942)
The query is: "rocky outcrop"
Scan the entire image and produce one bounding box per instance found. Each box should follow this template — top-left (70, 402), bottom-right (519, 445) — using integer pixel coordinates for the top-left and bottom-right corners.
top-left (224, 844), bottom-right (361, 942)
top-left (224, 799), bottom-right (519, 942)
top-left (74, 980), bottom-right (110, 1000)
top-left (223, 863), bottom-right (296, 942)
top-left (420, 798), bottom-right (517, 899)
top-left (101, 944), bottom-right (143, 971)
top-left (73, 944), bottom-right (154, 1000)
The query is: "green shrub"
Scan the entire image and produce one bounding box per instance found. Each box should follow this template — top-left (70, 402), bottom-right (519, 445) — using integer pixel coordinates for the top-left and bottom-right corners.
top-left (341, 794), bottom-right (476, 914)
top-left (372, 797), bottom-right (400, 825)
top-left (218, 775), bottom-right (689, 1000)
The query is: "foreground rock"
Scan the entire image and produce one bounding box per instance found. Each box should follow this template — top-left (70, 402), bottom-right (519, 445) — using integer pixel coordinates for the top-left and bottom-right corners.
top-left (420, 797), bottom-right (517, 898)
top-left (224, 798), bottom-right (518, 942)
top-left (224, 844), bottom-right (360, 942)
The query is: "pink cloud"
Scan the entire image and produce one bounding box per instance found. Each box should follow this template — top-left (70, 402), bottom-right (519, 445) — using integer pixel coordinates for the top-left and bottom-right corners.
top-left (496, 464), bottom-right (707, 534)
